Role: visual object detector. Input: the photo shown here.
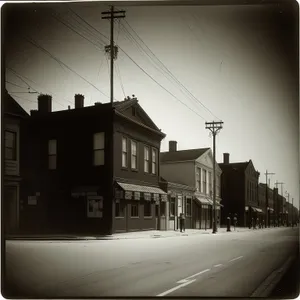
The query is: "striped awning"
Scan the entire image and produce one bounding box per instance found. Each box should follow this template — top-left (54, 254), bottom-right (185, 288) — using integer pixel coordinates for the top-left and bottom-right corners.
top-left (195, 197), bottom-right (212, 206)
top-left (116, 182), bottom-right (167, 201)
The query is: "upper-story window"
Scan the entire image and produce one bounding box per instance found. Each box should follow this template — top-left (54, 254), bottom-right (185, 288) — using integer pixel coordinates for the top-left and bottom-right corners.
top-left (93, 132), bottom-right (105, 166)
top-left (196, 167), bottom-right (201, 192)
top-left (202, 169), bottom-right (207, 194)
top-left (151, 148), bottom-right (157, 174)
top-left (48, 139), bottom-right (57, 170)
top-left (144, 146), bottom-right (150, 173)
top-left (208, 171), bottom-right (212, 196)
top-left (131, 140), bottom-right (138, 170)
top-left (122, 137), bottom-right (128, 168)
top-left (5, 130), bottom-right (17, 160)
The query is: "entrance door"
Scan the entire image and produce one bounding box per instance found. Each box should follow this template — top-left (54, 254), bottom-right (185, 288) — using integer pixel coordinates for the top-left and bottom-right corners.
top-left (4, 185), bottom-right (18, 234)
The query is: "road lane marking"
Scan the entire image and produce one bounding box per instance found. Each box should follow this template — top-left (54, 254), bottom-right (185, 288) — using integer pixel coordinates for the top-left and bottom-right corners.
top-left (176, 279), bottom-right (190, 284)
top-left (177, 268), bottom-right (210, 283)
top-left (214, 264), bottom-right (223, 267)
top-left (229, 256), bottom-right (243, 262)
top-left (156, 279), bottom-right (197, 297)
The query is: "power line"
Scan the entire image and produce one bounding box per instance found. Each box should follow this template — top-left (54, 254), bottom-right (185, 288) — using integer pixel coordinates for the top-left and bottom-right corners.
top-left (66, 8), bottom-right (205, 120)
top-left (6, 67), bottom-right (69, 107)
top-left (22, 34), bottom-right (109, 100)
top-left (5, 81), bottom-right (28, 89)
top-left (122, 19), bottom-right (220, 121)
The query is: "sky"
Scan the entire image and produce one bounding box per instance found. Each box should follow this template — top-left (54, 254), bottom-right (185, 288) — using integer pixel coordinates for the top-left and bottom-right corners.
top-left (2, 0), bottom-right (299, 208)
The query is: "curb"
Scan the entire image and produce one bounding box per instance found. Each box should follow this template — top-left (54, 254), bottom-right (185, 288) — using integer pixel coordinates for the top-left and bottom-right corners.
top-left (250, 256), bottom-right (295, 297)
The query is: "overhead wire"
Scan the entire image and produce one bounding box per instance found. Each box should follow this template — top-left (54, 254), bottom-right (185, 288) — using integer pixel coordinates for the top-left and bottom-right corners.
top-left (5, 81), bottom-right (29, 89)
top-left (122, 19), bottom-right (221, 121)
top-left (115, 62), bottom-right (126, 98)
top-left (65, 7), bottom-right (206, 120)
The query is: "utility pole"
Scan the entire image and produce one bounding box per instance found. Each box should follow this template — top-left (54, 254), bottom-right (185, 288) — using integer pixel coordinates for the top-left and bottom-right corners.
top-left (265, 170), bottom-right (275, 228)
top-left (292, 197), bottom-right (294, 227)
top-left (275, 181), bottom-right (284, 226)
top-left (102, 6), bottom-right (126, 235)
top-left (285, 191), bottom-right (290, 226)
top-left (102, 6), bottom-right (126, 104)
top-left (205, 121), bottom-right (224, 234)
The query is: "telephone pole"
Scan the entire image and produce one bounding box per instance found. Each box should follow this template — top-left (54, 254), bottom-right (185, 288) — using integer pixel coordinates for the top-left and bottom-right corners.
top-left (102, 6), bottom-right (126, 104)
top-left (102, 6), bottom-right (125, 235)
top-left (285, 191), bottom-right (290, 226)
top-left (275, 181), bottom-right (284, 226)
top-left (292, 197), bottom-right (294, 227)
top-left (205, 121), bottom-right (224, 234)
top-left (265, 170), bottom-right (275, 228)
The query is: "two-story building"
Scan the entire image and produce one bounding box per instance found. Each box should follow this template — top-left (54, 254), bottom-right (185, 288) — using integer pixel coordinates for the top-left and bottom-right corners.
top-left (22, 94), bottom-right (167, 235)
top-left (160, 141), bottom-right (222, 230)
top-left (219, 153), bottom-right (261, 228)
top-left (3, 90), bottom-right (29, 235)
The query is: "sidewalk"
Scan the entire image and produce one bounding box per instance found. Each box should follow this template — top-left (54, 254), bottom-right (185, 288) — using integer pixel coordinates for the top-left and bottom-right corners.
top-left (5, 226), bottom-right (282, 241)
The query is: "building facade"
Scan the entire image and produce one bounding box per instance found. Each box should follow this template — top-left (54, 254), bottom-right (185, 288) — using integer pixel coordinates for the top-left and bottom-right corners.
top-left (3, 91), bottom-right (29, 235)
top-left (159, 178), bottom-right (195, 230)
top-left (22, 94), bottom-right (167, 235)
top-left (160, 141), bottom-right (222, 230)
top-left (219, 153), bottom-right (261, 228)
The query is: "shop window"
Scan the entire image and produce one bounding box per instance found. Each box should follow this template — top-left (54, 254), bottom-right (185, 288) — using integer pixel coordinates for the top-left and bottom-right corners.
top-left (131, 203), bottom-right (139, 217)
top-left (115, 202), bottom-right (125, 217)
top-left (186, 198), bottom-right (192, 216)
top-left (170, 197), bottom-right (176, 217)
top-left (5, 130), bottom-right (17, 160)
top-left (144, 201), bottom-right (152, 217)
top-left (93, 132), bottom-right (105, 166)
top-left (87, 196), bottom-right (103, 218)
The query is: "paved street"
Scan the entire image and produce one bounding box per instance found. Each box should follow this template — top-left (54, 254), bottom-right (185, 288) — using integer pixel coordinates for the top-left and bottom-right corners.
top-left (4, 227), bottom-right (299, 298)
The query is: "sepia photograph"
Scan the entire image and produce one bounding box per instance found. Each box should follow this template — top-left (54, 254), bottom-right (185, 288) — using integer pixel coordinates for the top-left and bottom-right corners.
top-left (2, 0), bottom-right (299, 298)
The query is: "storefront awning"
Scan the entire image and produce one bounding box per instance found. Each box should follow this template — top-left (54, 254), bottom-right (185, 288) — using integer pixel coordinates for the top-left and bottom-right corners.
top-left (255, 208), bottom-right (263, 213)
top-left (116, 182), bottom-right (167, 202)
top-left (195, 197), bottom-right (212, 206)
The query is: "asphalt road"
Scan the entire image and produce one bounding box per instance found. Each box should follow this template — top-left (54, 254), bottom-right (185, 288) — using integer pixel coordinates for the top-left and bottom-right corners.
top-left (4, 227), bottom-right (299, 298)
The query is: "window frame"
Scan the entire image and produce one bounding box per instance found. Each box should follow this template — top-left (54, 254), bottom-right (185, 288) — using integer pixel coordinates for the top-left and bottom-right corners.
top-left (93, 132), bottom-right (105, 166)
top-left (115, 201), bottom-right (125, 218)
top-left (122, 136), bottom-right (128, 168)
top-left (202, 169), bottom-right (207, 195)
top-left (144, 146), bottom-right (150, 173)
top-left (131, 140), bottom-right (138, 170)
top-left (48, 139), bottom-right (57, 170)
top-left (186, 197), bottom-right (192, 216)
top-left (4, 130), bottom-right (17, 161)
top-left (170, 197), bottom-right (176, 217)
top-left (151, 148), bottom-right (157, 175)
top-left (131, 203), bottom-right (139, 218)
top-left (144, 201), bottom-right (152, 217)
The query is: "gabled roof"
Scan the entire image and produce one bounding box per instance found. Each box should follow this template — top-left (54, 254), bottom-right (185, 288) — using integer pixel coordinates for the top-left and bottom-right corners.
top-left (4, 91), bottom-right (29, 118)
top-left (160, 148), bottom-right (210, 163)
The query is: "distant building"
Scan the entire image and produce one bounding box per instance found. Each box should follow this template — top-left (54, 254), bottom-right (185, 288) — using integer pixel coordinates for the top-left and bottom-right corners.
top-left (219, 153), bottom-right (261, 228)
top-left (3, 91), bottom-right (29, 235)
top-left (160, 142), bottom-right (222, 230)
top-left (22, 94), bottom-right (167, 235)
top-left (258, 183), bottom-right (276, 227)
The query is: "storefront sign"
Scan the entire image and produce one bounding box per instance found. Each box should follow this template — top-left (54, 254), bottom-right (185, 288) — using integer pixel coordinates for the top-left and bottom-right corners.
top-left (125, 191), bottom-right (133, 200)
top-left (134, 192), bottom-right (141, 200)
top-left (144, 192), bottom-right (151, 201)
top-left (28, 196), bottom-right (37, 205)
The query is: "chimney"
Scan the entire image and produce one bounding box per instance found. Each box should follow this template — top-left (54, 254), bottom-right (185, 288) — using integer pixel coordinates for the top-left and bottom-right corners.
top-left (38, 94), bottom-right (52, 113)
top-left (223, 153), bottom-right (230, 164)
top-left (94, 102), bottom-right (102, 106)
top-left (75, 94), bottom-right (84, 108)
top-left (169, 141), bottom-right (177, 152)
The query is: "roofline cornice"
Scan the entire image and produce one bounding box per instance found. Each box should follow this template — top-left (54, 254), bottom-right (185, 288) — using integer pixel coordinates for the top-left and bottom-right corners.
top-left (115, 110), bottom-right (166, 138)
